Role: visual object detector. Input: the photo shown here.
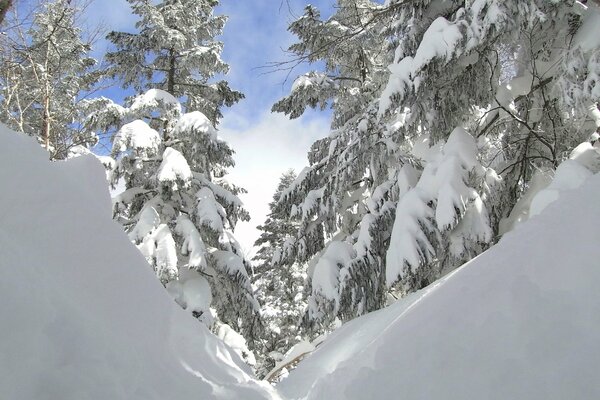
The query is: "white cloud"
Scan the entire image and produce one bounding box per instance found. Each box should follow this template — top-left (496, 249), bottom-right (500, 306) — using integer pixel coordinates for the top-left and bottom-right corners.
top-left (219, 111), bottom-right (330, 259)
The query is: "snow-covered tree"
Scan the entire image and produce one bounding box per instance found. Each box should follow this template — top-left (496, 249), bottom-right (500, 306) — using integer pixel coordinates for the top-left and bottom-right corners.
top-left (0, 0), bottom-right (101, 159)
top-left (252, 170), bottom-right (308, 378)
top-left (272, 0), bottom-right (600, 328)
top-left (104, 0), bottom-right (242, 124)
top-left (85, 0), bottom-right (260, 348)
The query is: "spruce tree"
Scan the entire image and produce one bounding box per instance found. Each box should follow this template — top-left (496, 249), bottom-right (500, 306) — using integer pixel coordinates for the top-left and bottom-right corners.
top-left (272, 0), bottom-right (599, 328)
top-left (85, 0), bottom-right (260, 351)
top-left (252, 170), bottom-right (308, 378)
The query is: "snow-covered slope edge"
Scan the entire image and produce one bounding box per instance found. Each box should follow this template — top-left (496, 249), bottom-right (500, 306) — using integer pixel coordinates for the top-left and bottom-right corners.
top-left (0, 125), bottom-right (278, 400)
top-left (280, 172), bottom-right (600, 399)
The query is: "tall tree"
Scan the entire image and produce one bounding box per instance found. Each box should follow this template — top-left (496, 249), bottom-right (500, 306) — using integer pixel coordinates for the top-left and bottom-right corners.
top-left (0, 0), bottom-right (101, 159)
top-left (252, 170), bottom-right (308, 378)
top-left (85, 0), bottom-right (260, 349)
top-left (104, 0), bottom-right (242, 123)
top-left (272, 0), bottom-right (599, 329)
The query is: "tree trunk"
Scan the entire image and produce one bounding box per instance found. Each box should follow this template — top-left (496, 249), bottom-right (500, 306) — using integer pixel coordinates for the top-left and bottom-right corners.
top-left (167, 48), bottom-right (175, 94)
top-left (42, 94), bottom-right (50, 152)
top-left (164, 48), bottom-right (176, 141)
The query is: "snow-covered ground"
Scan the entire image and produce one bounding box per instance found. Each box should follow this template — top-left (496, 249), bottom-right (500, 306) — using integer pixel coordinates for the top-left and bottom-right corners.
top-left (0, 125), bottom-right (277, 400)
top-left (1, 120), bottom-right (598, 399)
top-left (280, 166), bottom-right (600, 399)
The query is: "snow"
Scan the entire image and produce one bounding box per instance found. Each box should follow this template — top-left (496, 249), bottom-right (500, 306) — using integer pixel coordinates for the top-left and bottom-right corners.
top-left (569, 141), bottom-right (600, 172)
top-left (179, 271), bottom-right (213, 314)
top-left (215, 324), bottom-right (257, 367)
top-left (529, 160), bottom-right (592, 218)
top-left (112, 119), bottom-right (162, 154)
top-left (196, 186), bottom-right (226, 232)
top-left (129, 88), bottom-right (182, 114)
top-left (156, 147), bottom-right (192, 186)
top-left (264, 341), bottom-right (316, 382)
top-left (380, 17), bottom-right (463, 114)
top-left (0, 125), bottom-right (277, 399)
top-left (573, 3), bottom-right (600, 52)
top-left (212, 250), bottom-right (249, 277)
top-left (311, 241), bottom-right (356, 301)
top-left (174, 111), bottom-right (218, 140)
top-left (280, 169), bottom-right (600, 400)
top-left (498, 168), bottom-right (553, 234)
top-left (385, 189), bottom-right (434, 281)
top-left (386, 127), bottom-right (495, 284)
top-left (291, 72), bottom-right (328, 92)
top-left (175, 215), bottom-right (208, 269)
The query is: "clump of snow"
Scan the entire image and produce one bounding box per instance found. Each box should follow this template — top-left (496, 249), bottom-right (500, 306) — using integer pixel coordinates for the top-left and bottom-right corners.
top-left (156, 147), bottom-right (192, 187)
top-left (174, 111), bottom-right (217, 140)
top-left (386, 127), bottom-right (496, 285)
top-left (498, 169), bottom-right (553, 234)
top-left (129, 88), bottom-right (182, 114)
top-left (0, 125), bottom-right (277, 399)
top-left (291, 72), bottom-right (328, 92)
top-left (196, 187), bottom-right (226, 232)
top-left (311, 241), bottom-right (356, 301)
top-left (569, 141), bottom-right (600, 172)
top-left (529, 160), bottom-right (592, 218)
top-left (380, 17), bottom-right (464, 114)
top-left (280, 168), bottom-right (600, 400)
top-left (385, 189), bottom-right (434, 281)
top-left (215, 323), bottom-right (257, 368)
top-left (112, 119), bottom-right (162, 155)
top-left (175, 215), bottom-right (208, 269)
top-left (181, 273), bottom-right (213, 314)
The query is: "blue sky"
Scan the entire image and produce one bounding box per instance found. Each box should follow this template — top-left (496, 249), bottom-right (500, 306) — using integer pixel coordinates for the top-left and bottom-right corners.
top-left (81, 0), bottom-right (337, 255)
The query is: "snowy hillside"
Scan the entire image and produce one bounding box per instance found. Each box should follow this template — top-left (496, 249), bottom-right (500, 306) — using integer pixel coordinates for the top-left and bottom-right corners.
top-left (280, 170), bottom-right (600, 399)
top-left (0, 125), bottom-right (277, 400)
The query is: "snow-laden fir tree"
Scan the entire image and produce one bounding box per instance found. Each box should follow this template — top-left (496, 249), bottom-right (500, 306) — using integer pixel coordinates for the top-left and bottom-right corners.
top-left (252, 169), bottom-right (309, 378)
top-left (104, 0), bottom-right (242, 123)
top-left (0, 0), bottom-right (101, 159)
top-left (84, 0), bottom-right (260, 351)
top-left (272, 0), bottom-right (600, 330)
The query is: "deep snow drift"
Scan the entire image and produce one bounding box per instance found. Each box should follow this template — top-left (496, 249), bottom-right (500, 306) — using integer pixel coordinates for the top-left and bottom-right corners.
top-left (2, 120), bottom-right (598, 400)
top-left (0, 125), bottom-right (277, 400)
top-left (280, 170), bottom-right (600, 398)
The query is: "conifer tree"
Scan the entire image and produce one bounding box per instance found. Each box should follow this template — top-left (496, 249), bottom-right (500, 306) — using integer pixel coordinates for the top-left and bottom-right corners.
top-left (85, 0), bottom-right (260, 349)
top-left (272, 0), bottom-right (599, 329)
top-left (252, 170), bottom-right (308, 377)
top-left (0, 0), bottom-right (101, 159)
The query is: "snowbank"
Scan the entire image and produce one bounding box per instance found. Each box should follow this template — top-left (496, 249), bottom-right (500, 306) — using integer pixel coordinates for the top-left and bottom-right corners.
top-left (280, 171), bottom-right (600, 399)
top-left (0, 125), bottom-right (277, 400)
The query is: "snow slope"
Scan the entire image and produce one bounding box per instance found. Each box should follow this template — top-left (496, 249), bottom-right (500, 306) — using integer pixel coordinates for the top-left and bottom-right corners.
top-left (0, 125), bottom-right (278, 400)
top-left (280, 172), bottom-right (600, 399)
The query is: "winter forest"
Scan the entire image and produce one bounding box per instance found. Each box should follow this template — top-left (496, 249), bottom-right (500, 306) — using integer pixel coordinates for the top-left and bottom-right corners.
top-left (1, 0), bottom-right (599, 398)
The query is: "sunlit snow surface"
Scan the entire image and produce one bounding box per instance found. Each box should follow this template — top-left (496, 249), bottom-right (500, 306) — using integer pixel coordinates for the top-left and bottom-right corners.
top-left (0, 125), bottom-right (277, 400)
top-left (2, 120), bottom-right (599, 399)
top-left (281, 169), bottom-right (600, 399)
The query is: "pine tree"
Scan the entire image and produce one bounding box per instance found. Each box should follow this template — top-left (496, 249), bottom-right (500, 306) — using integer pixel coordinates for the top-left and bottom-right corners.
top-left (252, 170), bottom-right (308, 378)
top-left (85, 0), bottom-right (260, 350)
top-left (272, 0), bottom-right (599, 328)
top-left (0, 0), bottom-right (101, 159)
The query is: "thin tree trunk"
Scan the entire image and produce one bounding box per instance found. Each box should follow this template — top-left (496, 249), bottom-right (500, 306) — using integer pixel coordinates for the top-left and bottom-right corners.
top-left (164, 48), bottom-right (176, 140)
top-left (42, 94), bottom-right (50, 151)
top-left (167, 48), bottom-right (175, 94)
